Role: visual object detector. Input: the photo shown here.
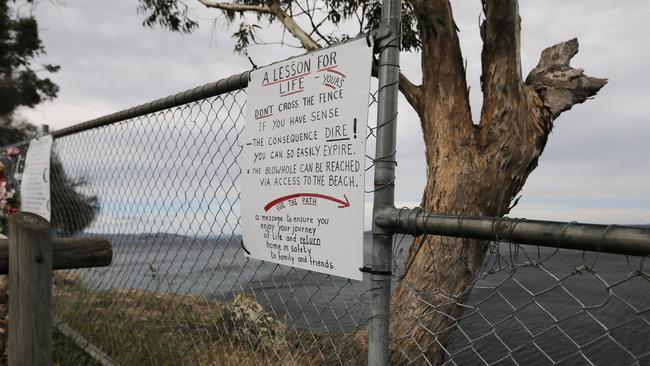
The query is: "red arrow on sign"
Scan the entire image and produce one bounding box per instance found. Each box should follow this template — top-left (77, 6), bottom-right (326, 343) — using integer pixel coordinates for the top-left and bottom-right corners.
top-left (264, 193), bottom-right (350, 212)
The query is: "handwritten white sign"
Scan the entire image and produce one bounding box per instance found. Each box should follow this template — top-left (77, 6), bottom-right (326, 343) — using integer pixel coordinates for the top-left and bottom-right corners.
top-left (242, 38), bottom-right (373, 280)
top-left (20, 135), bottom-right (53, 221)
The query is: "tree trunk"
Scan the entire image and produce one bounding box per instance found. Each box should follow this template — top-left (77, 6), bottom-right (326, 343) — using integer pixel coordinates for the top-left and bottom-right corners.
top-left (386, 1), bottom-right (607, 364)
top-left (169, 1), bottom-right (606, 364)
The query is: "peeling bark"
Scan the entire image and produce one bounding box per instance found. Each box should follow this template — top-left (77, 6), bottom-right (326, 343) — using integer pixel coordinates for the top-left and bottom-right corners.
top-left (199, 1), bottom-right (606, 363)
top-left (526, 38), bottom-right (608, 119)
top-left (387, 1), bottom-right (607, 364)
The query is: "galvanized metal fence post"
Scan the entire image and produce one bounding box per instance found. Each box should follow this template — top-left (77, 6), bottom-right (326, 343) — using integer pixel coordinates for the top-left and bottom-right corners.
top-left (368, 0), bottom-right (401, 364)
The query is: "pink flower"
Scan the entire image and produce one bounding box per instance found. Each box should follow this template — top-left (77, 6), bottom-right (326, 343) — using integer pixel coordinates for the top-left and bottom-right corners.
top-left (6, 146), bottom-right (19, 157)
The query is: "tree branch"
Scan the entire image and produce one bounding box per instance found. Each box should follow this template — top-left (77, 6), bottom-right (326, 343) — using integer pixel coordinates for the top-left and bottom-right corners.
top-left (368, 58), bottom-right (422, 110)
top-left (479, 2), bottom-right (606, 152)
top-left (267, 1), bottom-right (321, 50)
top-left (198, 0), bottom-right (272, 14)
top-left (200, 0), bottom-right (422, 111)
top-left (525, 38), bottom-right (607, 120)
top-left (399, 73), bottom-right (422, 111)
top-left (479, 38), bottom-right (607, 212)
top-left (199, 0), bottom-right (320, 50)
top-left (479, 0), bottom-right (523, 129)
top-left (293, 1), bottom-right (331, 46)
top-left (412, 0), bottom-right (473, 133)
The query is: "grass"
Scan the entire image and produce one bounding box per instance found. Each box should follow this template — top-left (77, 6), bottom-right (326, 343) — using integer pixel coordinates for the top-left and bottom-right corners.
top-left (51, 273), bottom-right (357, 365)
top-left (53, 330), bottom-right (99, 366)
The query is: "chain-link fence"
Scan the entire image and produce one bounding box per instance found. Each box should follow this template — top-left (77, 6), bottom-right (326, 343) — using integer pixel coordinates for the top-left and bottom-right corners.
top-left (391, 233), bottom-right (649, 365)
top-left (41, 83), bottom-right (380, 365)
top-left (1, 72), bottom-right (648, 366)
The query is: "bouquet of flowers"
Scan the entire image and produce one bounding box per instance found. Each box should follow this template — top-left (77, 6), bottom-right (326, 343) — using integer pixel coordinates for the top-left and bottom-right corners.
top-left (0, 147), bottom-right (20, 239)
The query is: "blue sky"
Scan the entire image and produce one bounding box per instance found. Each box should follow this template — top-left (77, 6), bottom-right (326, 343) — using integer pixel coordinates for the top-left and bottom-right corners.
top-left (17, 0), bottom-right (650, 228)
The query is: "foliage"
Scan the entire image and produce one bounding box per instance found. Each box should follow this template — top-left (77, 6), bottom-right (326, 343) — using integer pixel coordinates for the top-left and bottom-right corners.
top-left (0, 160), bottom-right (17, 236)
top-left (0, 1), bottom-right (98, 236)
top-left (49, 155), bottom-right (100, 236)
top-left (137, 0), bottom-right (420, 53)
top-left (0, 0), bottom-right (59, 119)
top-left (53, 273), bottom-right (301, 365)
top-left (138, 0), bottom-right (198, 33)
top-left (53, 331), bottom-right (99, 366)
top-left (0, 125), bottom-right (23, 235)
top-left (0, 125), bottom-right (100, 236)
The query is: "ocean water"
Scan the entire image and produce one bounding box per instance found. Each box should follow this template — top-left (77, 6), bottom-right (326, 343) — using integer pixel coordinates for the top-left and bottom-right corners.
top-left (76, 232), bottom-right (649, 365)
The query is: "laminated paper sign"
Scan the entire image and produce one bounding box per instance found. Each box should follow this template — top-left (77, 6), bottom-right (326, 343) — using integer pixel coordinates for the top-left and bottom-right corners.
top-left (242, 38), bottom-right (373, 280)
top-left (20, 135), bottom-right (53, 221)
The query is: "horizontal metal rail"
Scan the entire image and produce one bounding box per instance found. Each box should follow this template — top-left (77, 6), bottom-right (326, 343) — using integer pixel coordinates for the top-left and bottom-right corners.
top-left (53, 71), bottom-right (249, 138)
top-left (376, 207), bottom-right (650, 257)
top-left (1, 71), bottom-right (250, 150)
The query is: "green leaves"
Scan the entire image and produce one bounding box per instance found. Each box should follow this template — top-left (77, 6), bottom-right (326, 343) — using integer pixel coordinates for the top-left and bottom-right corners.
top-left (138, 0), bottom-right (198, 34)
top-left (323, 0), bottom-right (420, 51)
top-left (0, 0), bottom-right (60, 119)
top-left (0, 69), bottom-right (57, 116)
top-left (232, 22), bottom-right (261, 54)
top-left (43, 64), bottom-right (60, 73)
top-left (136, 0), bottom-right (423, 53)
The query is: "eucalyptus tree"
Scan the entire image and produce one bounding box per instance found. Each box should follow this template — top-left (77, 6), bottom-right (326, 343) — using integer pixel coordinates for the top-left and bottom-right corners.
top-left (139, 0), bottom-right (607, 363)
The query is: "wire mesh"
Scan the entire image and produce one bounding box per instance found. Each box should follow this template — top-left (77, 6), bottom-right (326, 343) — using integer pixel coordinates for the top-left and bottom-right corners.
top-left (391, 233), bottom-right (650, 366)
top-left (2, 79), bottom-right (648, 366)
top-left (40, 86), bottom-right (380, 365)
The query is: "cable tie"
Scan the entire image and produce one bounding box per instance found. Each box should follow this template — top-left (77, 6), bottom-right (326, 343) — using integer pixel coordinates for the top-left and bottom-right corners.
top-left (359, 266), bottom-right (392, 276)
top-left (240, 240), bottom-right (251, 255)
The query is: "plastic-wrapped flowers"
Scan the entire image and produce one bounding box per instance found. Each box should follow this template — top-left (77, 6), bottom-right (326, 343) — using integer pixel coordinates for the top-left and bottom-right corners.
top-left (0, 153), bottom-right (19, 239)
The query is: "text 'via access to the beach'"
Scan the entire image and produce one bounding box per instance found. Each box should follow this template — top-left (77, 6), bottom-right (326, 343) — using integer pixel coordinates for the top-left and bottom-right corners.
top-left (242, 38), bottom-right (373, 281)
